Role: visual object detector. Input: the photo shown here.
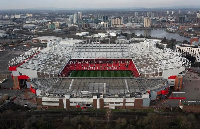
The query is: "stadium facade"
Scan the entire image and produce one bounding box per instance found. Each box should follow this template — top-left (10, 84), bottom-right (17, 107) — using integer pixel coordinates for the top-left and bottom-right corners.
top-left (8, 37), bottom-right (190, 109)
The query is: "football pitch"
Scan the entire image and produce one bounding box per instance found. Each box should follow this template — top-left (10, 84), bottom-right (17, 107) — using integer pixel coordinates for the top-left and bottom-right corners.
top-left (69, 70), bottom-right (133, 77)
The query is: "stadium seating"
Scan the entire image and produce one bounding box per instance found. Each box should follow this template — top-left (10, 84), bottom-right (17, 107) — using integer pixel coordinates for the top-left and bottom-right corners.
top-left (60, 59), bottom-right (140, 77)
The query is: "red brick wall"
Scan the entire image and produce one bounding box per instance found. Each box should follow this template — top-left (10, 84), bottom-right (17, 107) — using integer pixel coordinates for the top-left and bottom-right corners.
top-left (66, 99), bottom-right (70, 109)
top-left (190, 37), bottom-right (199, 45)
top-left (93, 99), bottom-right (97, 109)
top-left (37, 98), bottom-right (42, 105)
top-left (182, 105), bottom-right (200, 112)
top-left (134, 99), bottom-right (143, 109)
top-left (99, 99), bottom-right (104, 109)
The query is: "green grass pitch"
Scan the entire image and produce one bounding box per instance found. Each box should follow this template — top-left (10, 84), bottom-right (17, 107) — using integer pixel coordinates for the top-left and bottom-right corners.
top-left (69, 70), bottom-right (133, 77)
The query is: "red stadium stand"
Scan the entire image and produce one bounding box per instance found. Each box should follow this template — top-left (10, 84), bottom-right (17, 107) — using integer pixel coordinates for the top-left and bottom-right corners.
top-left (30, 85), bottom-right (36, 94)
top-left (60, 59), bottom-right (140, 77)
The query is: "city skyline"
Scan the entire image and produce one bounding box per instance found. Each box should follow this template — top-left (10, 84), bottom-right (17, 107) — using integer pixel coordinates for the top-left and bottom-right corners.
top-left (0, 0), bottom-right (200, 10)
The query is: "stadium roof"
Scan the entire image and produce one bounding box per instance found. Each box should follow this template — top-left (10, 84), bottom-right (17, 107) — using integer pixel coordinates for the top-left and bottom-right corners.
top-left (8, 38), bottom-right (190, 79)
top-left (71, 42), bottom-right (130, 59)
top-left (130, 41), bottom-right (190, 76)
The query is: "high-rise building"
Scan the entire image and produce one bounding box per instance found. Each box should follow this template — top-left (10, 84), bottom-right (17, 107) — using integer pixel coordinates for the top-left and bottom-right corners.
top-left (151, 18), bottom-right (157, 26)
top-left (133, 17), bottom-right (139, 23)
top-left (179, 16), bottom-right (185, 23)
top-left (128, 16), bottom-right (132, 23)
top-left (144, 17), bottom-right (151, 28)
top-left (197, 13), bottom-right (200, 18)
top-left (135, 12), bottom-right (138, 17)
top-left (172, 11), bottom-right (174, 15)
top-left (140, 16), bottom-right (144, 24)
top-left (90, 14), bottom-right (94, 20)
top-left (122, 17), bottom-right (128, 24)
top-left (196, 13), bottom-right (200, 23)
top-left (73, 13), bottom-right (77, 24)
top-left (78, 12), bottom-right (82, 20)
top-left (178, 10), bottom-right (181, 14)
top-left (102, 16), bottom-right (108, 22)
top-left (151, 13), bottom-right (154, 18)
top-left (53, 22), bottom-right (60, 28)
top-left (147, 12), bottom-right (151, 17)
top-left (69, 15), bottom-right (74, 24)
top-left (111, 17), bottom-right (123, 27)
top-left (167, 11), bottom-right (169, 15)
top-left (47, 22), bottom-right (56, 30)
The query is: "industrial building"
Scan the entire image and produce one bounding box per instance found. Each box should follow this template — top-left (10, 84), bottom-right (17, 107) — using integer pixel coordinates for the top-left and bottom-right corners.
top-left (8, 37), bottom-right (190, 109)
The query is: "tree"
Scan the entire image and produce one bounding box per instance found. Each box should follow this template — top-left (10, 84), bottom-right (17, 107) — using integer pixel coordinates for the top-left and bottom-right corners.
top-left (78, 124), bottom-right (82, 129)
top-left (2, 43), bottom-right (8, 47)
top-left (116, 117), bottom-right (127, 128)
top-left (63, 117), bottom-right (70, 125)
top-left (106, 109), bottom-right (112, 122)
top-left (170, 38), bottom-right (176, 43)
top-left (161, 37), bottom-right (167, 43)
top-left (70, 115), bottom-right (82, 127)
top-left (131, 33), bottom-right (135, 38)
top-left (166, 38), bottom-right (177, 50)
top-left (139, 34), bottom-right (144, 38)
top-left (183, 40), bottom-right (189, 44)
top-left (176, 115), bottom-right (192, 129)
top-left (139, 113), bottom-right (169, 129)
top-left (69, 26), bottom-right (77, 31)
top-left (156, 43), bottom-right (164, 49)
top-left (121, 33), bottom-right (128, 37)
top-left (88, 117), bottom-right (96, 128)
top-left (88, 28), bottom-right (96, 34)
top-left (186, 114), bottom-right (196, 122)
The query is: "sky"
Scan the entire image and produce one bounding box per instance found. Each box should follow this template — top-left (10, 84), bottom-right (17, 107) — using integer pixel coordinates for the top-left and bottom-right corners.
top-left (0, 0), bottom-right (199, 10)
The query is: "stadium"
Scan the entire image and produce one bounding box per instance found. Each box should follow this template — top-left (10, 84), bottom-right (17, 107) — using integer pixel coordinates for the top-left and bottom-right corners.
top-left (8, 37), bottom-right (190, 109)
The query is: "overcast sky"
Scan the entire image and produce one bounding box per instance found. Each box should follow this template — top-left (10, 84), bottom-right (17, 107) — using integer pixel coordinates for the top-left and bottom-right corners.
top-left (0, 0), bottom-right (199, 10)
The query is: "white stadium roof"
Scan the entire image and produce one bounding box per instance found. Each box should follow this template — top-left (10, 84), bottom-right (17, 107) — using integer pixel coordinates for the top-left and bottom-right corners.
top-left (9, 38), bottom-right (191, 79)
